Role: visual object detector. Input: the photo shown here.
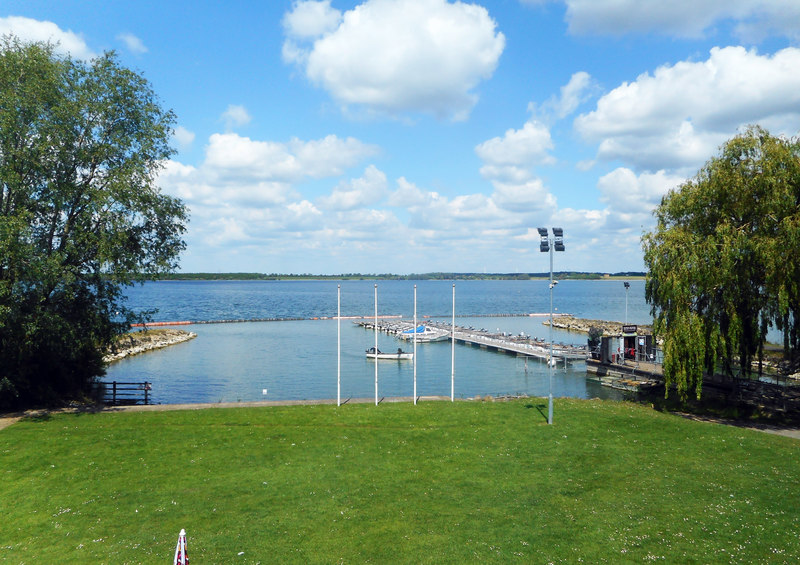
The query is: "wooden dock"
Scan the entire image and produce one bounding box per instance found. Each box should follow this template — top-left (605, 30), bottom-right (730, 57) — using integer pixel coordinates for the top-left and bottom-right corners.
top-left (356, 320), bottom-right (587, 363)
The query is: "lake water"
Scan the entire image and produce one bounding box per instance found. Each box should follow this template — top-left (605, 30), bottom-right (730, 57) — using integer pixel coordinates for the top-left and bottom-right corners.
top-left (106, 279), bottom-right (652, 404)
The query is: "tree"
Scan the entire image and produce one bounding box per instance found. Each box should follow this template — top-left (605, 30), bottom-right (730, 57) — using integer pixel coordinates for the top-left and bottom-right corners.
top-left (643, 126), bottom-right (800, 401)
top-left (0, 37), bottom-right (187, 408)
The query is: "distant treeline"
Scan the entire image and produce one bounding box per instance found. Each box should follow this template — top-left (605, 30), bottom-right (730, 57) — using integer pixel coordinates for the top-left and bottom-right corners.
top-left (154, 271), bottom-right (646, 281)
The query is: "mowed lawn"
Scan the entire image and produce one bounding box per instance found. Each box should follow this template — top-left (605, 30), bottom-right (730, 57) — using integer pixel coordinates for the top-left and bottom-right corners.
top-left (1, 398), bottom-right (798, 563)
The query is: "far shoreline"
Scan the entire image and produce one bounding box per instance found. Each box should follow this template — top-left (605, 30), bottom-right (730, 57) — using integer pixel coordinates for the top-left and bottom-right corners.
top-left (146, 272), bottom-right (648, 282)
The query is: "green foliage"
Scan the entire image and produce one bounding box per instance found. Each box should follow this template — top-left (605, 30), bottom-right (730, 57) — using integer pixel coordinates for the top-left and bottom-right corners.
top-left (0, 37), bottom-right (187, 408)
top-left (587, 325), bottom-right (603, 342)
top-left (644, 126), bottom-right (800, 400)
top-left (1, 400), bottom-right (799, 563)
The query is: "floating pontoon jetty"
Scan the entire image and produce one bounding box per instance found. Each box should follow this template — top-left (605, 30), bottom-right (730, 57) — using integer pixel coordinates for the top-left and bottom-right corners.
top-left (356, 319), bottom-right (586, 364)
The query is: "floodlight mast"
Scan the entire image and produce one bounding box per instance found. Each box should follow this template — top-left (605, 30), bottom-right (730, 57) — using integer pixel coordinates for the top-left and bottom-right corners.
top-left (538, 227), bottom-right (565, 425)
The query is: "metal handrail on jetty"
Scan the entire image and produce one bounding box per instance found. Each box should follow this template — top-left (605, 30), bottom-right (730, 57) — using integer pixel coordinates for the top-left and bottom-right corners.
top-left (356, 319), bottom-right (586, 364)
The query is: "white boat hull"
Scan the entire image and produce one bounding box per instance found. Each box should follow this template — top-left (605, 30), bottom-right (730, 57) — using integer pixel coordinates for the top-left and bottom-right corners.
top-left (366, 352), bottom-right (413, 360)
top-left (365, 347), bottom-right (413, 360)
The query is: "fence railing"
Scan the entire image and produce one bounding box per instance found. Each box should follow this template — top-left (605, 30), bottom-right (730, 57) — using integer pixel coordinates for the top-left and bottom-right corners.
top-left (96, 381), bottom-right (152, 405)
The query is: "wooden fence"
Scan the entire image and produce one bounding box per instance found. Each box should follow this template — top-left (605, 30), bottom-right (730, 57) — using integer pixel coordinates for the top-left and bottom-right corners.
top-left (96, 381), bottom-right (152, 405)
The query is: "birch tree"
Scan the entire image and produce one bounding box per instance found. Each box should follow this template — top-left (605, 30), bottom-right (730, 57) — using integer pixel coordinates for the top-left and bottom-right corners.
top-left (0, 37), bottom-right (187, 408)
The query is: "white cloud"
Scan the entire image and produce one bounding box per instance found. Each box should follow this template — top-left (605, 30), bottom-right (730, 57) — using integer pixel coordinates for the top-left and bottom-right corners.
top-left (221, 104), bottom-right (252, 131)
top-left (388, 177), bottom-right (440, 208)
top-left (281, 1), bottom-right (342, 65)
top-left (156, 130), bottom-right (382, 254)
top-left (116, 32), bottom-right (148, 54)
top-left (597, 168), bottom-right (684, 215)
top-left (491, 178), bottom-right (556, 213)
top-left (204, 133), bottom-right (297, 180)
top-left (391, 179), bottom-right (536, 239)
top-left (202, 132), bottom-right (378, 183)
top-left (530, 71), bottom-right (595, 121)
top-left (285, 200), bottom-right (324, 230)
top-left (474, 119), bottom-right (558, 214)
top-left (575, 46), bottom-right (800, 171)
top-left (476, 120), bottom-right (555, 169)
top-left (206, 217), bottom-right (251, 245)
top-left (287, 135), bottom-right (381, 178)
top-left (283, 1), bottom-right (342, 40)
top-left (0, 16), bottom-right (95, 59)
top-left (523, 167), bottom-right (686, 268)
top-left (317, 165), bottom-right (388, 210)
top-left (557, 0), bottom-right (800, 41)
top-left (172, 126), bottom-right (196, 149)
top-left (283, 0), bottom-right (505, 120)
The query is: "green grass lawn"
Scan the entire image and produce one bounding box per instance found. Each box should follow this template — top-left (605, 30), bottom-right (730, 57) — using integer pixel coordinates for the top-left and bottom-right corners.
top-left (1, 398), bottom-right (798, 563)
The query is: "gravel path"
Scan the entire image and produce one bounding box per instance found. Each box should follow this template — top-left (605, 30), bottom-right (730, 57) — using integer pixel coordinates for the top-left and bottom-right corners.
top-left (674, 412), bottom-right (800, 440)
top-left (2, 399), bottom-right (798, 439)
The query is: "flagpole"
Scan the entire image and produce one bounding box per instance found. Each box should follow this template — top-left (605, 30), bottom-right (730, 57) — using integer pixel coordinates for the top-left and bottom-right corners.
top-left (413, 284), bottom-right (417, 405)
top-left (451, 282), bottom-right (455, 402)
top-left (337, 284), bottom-right (341, 407)
top-left (374, 283), bottom-right (378, 406)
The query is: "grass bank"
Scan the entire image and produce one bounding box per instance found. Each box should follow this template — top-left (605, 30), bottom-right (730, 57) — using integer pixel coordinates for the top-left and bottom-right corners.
top-left (1, 399), bottom-right (798, 563)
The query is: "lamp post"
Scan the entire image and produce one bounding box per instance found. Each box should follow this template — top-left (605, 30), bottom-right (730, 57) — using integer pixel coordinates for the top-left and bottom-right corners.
top-left (538, 227), bottom-right (565, 425)
top-left (623, 281), bottom-right (630, 325)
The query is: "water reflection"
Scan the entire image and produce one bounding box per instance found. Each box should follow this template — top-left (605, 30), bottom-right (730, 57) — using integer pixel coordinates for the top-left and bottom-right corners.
top-left (106, 318), bottom-right (624, 404)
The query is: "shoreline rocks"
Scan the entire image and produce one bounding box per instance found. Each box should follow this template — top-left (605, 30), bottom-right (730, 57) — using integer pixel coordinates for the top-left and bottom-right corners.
top-left (104, 328), bottom-right (197, 363)
top-left (542, 315), bottom-right (652, 336)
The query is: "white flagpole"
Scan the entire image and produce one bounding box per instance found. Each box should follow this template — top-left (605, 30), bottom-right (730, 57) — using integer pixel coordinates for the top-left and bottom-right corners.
top-left (337, 284), bottom-right (341, 407)
top-left (374, 283), bottom-right (378, 406)
top-left (451, 282), bottom-right (455, 402)
top-left (413, 284), bottom-right (417, 405)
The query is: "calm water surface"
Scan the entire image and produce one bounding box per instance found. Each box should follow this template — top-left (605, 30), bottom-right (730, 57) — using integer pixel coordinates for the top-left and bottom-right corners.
top-left (106, 279), bottom-right (651, 404)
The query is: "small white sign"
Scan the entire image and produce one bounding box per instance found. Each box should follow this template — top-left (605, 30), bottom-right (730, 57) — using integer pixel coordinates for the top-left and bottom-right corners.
top-left (262, 389), bottom-right (268, 395)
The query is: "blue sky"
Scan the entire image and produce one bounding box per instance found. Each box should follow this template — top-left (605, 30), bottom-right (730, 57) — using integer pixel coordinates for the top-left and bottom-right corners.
top-left (3, 1), bottom-right (800, 274)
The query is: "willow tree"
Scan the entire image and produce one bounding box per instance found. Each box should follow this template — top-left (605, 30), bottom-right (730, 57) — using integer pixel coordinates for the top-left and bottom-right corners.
top-left (643, 126), bottom-right (800, 401)
top-left (0, 37), bottom-right (187, 408)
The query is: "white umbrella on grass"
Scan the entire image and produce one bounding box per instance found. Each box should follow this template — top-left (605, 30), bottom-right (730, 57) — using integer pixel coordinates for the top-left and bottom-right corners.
top-left (173, 529), bottom-right (188, 564)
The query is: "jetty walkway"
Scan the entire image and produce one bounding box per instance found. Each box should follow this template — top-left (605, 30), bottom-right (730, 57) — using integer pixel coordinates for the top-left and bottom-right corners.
top-left (356, 319), bottom-right (586, 364)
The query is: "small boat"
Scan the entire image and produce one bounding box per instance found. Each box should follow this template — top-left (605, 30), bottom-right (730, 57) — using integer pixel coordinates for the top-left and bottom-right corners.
top-left (365, 347), bottom-right (413, 360)
top-left (399, 325), bottom-right (449, 342)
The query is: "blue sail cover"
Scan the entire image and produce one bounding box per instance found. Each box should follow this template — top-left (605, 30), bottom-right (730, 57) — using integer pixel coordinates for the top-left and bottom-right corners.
top-left (403, 325), bottom-right (426, 334)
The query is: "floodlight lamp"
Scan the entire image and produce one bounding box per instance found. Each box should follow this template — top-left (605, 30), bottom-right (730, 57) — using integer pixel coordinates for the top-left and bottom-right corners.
top-left (537, 227), bottom-right (548, 237)
top-left (624, 281), bottom-right (630, 289)
top-left (554, 240), bottom-right (565, 252)
top-left (552, 227), bottom-right (563, 237)
top-left (540, 242), bottom-right (550, 253)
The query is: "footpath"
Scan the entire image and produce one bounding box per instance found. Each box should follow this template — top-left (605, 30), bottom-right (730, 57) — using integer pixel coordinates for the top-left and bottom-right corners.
top-left (2, 398), bottom-right (799, 439)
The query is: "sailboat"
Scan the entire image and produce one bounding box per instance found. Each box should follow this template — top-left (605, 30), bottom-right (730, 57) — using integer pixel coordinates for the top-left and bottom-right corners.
top-left (399, 324), bottom-right (449, 342)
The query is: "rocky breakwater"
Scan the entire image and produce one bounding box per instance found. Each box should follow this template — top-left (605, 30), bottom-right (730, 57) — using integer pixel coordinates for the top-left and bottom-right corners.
top-left (542, 315), bottom-right (652, 336)
top-left (104, 328), bottom-right (197, 363)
